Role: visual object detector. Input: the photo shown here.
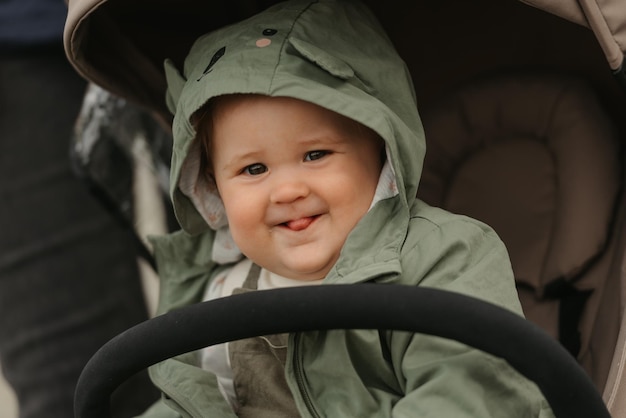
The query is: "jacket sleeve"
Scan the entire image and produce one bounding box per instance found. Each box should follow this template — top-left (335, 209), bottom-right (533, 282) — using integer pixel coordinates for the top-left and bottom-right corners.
top-left (389, 211), bottom-right (555, 417)
top-left (149, 229), bottom-right (222, 314)
top-left (390, 334), bottom-right (554, 417)
top-left (144, 230), bottom-right (239, 417)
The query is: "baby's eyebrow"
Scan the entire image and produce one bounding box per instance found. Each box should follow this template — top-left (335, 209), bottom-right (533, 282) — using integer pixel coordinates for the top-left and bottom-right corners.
top-left (297, 135), bottom-right (343, 147)
top-left (221, 150), bottom-right (263, 171)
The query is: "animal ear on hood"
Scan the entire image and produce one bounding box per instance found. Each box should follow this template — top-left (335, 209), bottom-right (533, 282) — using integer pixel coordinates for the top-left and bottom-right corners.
top-left (288, 37), bottom-right (374, 94)
top-left (164, 58), bottom-right (187, 114)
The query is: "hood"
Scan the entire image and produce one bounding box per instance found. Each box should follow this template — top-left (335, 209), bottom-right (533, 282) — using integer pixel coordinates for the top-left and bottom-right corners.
top-left (166, 0), bottom-right (425, 241)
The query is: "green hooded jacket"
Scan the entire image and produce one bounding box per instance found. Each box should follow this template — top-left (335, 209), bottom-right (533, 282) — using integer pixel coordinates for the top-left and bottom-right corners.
top-left (142, 0), bottom-right (555, 416)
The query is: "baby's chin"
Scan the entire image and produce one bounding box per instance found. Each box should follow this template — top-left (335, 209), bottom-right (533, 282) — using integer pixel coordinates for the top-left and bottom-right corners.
top-left (275, 267), bottom-right (328, 282)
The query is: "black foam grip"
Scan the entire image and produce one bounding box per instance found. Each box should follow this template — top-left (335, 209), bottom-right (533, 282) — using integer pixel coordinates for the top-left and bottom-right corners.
top-left (74, 284), bottom-right (610, 418)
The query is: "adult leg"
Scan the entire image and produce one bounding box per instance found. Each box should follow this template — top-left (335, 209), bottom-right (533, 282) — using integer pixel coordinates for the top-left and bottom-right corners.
top-left (0, 47), bottom-right (158, 418)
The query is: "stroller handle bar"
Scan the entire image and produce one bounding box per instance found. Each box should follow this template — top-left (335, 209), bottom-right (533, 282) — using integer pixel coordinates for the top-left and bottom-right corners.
top-left (74, 284), bottom-right (610, 418)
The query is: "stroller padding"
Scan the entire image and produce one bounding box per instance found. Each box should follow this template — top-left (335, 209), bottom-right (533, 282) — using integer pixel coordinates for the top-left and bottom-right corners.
top-left (418, 73), bottom-right (622, 386)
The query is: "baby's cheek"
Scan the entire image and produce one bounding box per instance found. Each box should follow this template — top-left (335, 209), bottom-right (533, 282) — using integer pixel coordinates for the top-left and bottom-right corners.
top-left (225, 206), bottom-right (259, 244)
top-left (223, 208), bottom-right (246, 236)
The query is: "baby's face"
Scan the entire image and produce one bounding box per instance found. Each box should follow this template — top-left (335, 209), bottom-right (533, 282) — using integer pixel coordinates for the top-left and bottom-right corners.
top-left (210, 95), bottom-right (383, 281)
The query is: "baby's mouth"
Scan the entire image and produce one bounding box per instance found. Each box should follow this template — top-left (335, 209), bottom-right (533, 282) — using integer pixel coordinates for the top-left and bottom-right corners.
top-left (282, 215), bottom-right (320, 231)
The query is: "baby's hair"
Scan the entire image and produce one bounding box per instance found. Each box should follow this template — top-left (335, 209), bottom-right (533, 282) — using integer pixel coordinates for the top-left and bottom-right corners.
top-left (355, 122), bottom-right (387, 166)
top-left (190, 100), bottom-right (216, 183)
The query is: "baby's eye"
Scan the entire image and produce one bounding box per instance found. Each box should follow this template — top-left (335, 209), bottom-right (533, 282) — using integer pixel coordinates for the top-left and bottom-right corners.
top-left (243, 163), bottom-right (267, 176)
top-left (304, 150), bottom-right (329, 161)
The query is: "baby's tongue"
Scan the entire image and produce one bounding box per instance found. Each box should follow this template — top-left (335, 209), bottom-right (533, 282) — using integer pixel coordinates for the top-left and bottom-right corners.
top-left (286, 217), bottom-right (314, 231)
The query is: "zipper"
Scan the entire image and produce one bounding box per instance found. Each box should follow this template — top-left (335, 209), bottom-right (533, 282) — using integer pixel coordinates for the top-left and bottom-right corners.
top-left (292, 333), bottom-right (322, 418)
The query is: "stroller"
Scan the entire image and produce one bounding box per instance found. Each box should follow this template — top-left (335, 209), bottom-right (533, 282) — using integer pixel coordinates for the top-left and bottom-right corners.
top-left (63, 0), bottom-right (626, 416)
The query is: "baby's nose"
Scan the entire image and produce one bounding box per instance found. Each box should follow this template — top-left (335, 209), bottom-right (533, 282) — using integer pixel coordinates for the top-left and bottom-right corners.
top-left (269, 176), bottom-right (310, 204)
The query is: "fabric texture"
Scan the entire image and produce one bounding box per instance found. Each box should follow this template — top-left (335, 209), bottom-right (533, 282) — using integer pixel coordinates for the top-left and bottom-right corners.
top-left (227, 263), bottom-right (298, 417)
top-left (201, 258), bottom-right (324, 410)
top-left (138, 0), bottom-right (555, 416)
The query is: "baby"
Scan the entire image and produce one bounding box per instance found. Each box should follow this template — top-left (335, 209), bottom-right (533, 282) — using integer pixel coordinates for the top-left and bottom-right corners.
top-left (141, 0), bottom-right (555, 417)
top-left (200, 94), bottom-right (384, 282)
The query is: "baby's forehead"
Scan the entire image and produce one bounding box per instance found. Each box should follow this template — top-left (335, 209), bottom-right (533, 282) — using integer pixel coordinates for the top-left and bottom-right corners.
top-left (208, 94), bottom-right (378, 138)
top-left (204, 96), bottom-right (381, 163)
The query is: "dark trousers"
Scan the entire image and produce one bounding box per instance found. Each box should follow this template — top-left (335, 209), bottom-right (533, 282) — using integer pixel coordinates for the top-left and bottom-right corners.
top-left (0, 46), bottom-right (158, 417)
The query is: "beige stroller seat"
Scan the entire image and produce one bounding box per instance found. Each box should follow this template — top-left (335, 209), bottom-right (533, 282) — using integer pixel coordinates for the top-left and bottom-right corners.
top-left (417, 73), bottom-right (623, 391)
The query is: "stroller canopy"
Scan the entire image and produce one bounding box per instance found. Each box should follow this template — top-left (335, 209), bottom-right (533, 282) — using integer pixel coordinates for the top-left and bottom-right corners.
top-left (63, 0), bottom-right (626, 123)
top-left (521, 0), bottom-right (625, 71)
